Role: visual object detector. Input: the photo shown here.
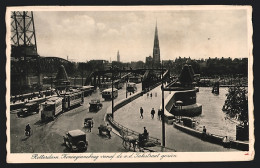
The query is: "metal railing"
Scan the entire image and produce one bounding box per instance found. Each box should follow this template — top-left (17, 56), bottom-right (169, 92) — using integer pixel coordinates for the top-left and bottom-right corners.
top-left (108, 115), bottom-right (160, 143)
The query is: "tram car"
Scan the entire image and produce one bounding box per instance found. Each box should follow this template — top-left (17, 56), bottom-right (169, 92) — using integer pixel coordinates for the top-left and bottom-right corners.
top-left (126, 82), bottom-right (137, 93)
top-left (99, 82), bottom-right (111, 92)
top-left (100, 81), bottom-right (123, 91)
top-left (40, 96), bottom-right (63, 121)
top-left (59, 89), bottom-right (84, 110)
top-left (102, 88), bottom-right (118, 100)
top-left (114, 79), bottom-right (124, 90)
top-left (80, 85), bottom-right (94, 97)
top-left (129, 76), bottom-right (142, 83)
top-left (40, 89), bottom-right (84, 121)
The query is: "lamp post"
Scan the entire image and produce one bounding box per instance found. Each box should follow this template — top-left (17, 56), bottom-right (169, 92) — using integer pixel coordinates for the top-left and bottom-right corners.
top-left (111, 67), bottom-right (114, 119)
top-left (110, 65), bottom-right (118, 119)
top-left (125, 76), bottom-right (128, 98)
top-left (161, 62), bottom-right (166, 147)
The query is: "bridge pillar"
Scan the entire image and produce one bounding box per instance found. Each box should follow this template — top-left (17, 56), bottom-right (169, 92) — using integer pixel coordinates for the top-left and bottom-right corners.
top-left (98, 75), bottom-right (101, 86)
top-left (102, 75), bottom-right (105, 83)
top-left (93, 75), bottom-right (97, 88)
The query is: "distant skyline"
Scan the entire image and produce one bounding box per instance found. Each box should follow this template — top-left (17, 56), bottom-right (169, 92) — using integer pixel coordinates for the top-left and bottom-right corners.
top-left (29, 7), bottom-right (251, 62)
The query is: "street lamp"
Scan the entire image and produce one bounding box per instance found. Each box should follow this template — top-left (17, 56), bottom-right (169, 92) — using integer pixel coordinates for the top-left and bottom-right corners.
top-left (161, 62), bottom-right (166, 147)
top-left (110, 65), bottom-right (118, 119)
top-left (125, 76), bottom-right (128, 98)
top-left (111, 67), bottom-right (114, 119)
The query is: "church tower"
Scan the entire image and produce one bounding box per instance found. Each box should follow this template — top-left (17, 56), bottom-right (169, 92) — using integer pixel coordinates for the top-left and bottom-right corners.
top-left (117, 50), bottom-right (120, 62)
top-left (153, 22), bottom-right (160, 64)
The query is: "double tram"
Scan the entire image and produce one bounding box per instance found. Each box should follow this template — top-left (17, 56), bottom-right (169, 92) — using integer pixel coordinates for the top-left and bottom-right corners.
top-left (40, 89), bottom-right (84, 121)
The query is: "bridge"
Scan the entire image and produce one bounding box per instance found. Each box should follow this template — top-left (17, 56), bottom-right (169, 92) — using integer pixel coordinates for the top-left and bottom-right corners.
top-left (84, 68), bottom-right (169, 90)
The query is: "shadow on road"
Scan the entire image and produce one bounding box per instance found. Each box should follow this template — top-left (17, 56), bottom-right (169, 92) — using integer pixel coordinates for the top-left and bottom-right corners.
top-left (97, 133), bottom-right (111, 140)
top-left (21, 136), bottom-right (30, 141)
top-left (34, 119), bottom-right (50, 126)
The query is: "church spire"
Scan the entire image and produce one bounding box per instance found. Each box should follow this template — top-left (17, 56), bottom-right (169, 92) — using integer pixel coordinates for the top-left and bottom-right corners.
top-left (153, 21), bottom-right (160, 63)
top-left (117, 50), bottom-right (120, 62)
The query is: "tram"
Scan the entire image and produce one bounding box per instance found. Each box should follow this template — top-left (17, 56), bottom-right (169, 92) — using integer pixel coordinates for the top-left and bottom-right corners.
top-left (59, 89), bottom-right (84, 110)
top-left (126, 82), bottom-right (137, 93)
top-left (40, 89), bottom-right (84, 121)
top-left (99, 82), bottom-right (111, 92)
top-left (40, 96), bottom-right (63, 121)
top-left (102, 88), bottom-right (118, 100)
top-left (81, 85), bottom-right (94, 97)
top-left (100, 80), bottom-right (123, 91)
top-left (129, 76), bottom-right (142, 83)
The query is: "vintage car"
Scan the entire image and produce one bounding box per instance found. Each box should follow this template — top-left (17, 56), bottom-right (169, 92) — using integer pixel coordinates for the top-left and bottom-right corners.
top-left (63, 129), bottom-right (88, 152)
top-left (17, 102), bottom-right (39, 117)
top-left (89, 99), bottom-right (102, 112)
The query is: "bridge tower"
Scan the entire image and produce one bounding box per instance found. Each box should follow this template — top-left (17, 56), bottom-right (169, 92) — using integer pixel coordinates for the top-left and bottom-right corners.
top-left (11, 11), bottom-right (38, 58)
top-left (10, 11), bottom-right (40, 94)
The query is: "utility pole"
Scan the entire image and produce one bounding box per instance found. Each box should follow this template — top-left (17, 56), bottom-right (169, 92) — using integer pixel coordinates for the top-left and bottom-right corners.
top-left (126, 80), bottom-right (128, 98)
top-left (111, 65), bottom-right (114, 118)
top-left (161, 62), bottom-right (165, 147)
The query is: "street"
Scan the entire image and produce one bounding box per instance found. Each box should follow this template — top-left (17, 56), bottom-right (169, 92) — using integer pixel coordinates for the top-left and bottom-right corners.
top-left (10, 84), bottom-right (141, 153)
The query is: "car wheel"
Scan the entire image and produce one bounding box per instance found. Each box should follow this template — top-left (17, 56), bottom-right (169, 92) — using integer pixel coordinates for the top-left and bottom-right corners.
top-left (77, 141), bottom-right (86, 151)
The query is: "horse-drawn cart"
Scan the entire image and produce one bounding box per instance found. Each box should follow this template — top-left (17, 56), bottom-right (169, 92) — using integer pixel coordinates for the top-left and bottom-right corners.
top-left (98, 124), bottom-right (112, 138)
top-left (84, 118), bottom-right (94, 132)
top-left (120, 130), bottom-right (160, 152)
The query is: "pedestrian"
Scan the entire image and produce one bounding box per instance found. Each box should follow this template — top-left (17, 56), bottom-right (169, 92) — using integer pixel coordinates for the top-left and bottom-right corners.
top-left (25, 123), bottom-right (31, 136)
top-left (107, 124), bottom-right (111, 139)
top-left (150, 93), bottom-right (153, 99)
top-left (155, 92), bottom-right (157, 97)
top-left (87, 120), bottom-right (92, 132)
top-left (203, 126), bottom-right (207, 134)
top-left (143, 127), bottom-right (148, 137)
top-left (151, 108), bottom-right (155, 119)
top-left (140, 107), bottom-right (144, 119)
top-left (201, 126), bottom-right (207, 140)
top-left (147, 92), bottom-right (149, 97)
top-left (157, 109), bottom-right (161, 120)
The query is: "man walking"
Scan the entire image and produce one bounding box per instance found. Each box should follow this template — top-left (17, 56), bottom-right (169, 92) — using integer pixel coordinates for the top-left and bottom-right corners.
top-left (151, 108), bottom-right (155, 119)
top-left (157, 109), bottom-right (161, 120)
top-left (140, 107), bottom-right (144, 119)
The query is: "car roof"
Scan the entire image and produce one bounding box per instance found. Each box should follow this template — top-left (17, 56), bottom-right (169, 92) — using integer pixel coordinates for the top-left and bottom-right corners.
top-left (128, 82), bottom-right (136, 85)
top-left (68, 129), bottom-right (86, 137)
top-left (102, 88), bottom-right (118, 92)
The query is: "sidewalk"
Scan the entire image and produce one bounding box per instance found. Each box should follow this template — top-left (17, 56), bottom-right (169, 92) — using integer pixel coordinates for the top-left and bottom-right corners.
top-left (114, 86), bottom-right (238, 152)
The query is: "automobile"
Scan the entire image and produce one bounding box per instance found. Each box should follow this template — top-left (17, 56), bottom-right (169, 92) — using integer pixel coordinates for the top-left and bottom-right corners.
top-left (89, 99), bottom-right (102, 112)
top-left (63, 129), bottom-right (88, 152)
top-left (17, 102), bottom-right (39, 117)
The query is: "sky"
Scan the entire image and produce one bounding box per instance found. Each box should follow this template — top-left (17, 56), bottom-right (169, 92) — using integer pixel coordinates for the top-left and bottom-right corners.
top-left (31, 8), bottom-right (250, 62)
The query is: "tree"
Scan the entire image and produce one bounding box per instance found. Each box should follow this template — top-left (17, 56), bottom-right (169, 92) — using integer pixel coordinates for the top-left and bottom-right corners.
top-left (222, 86), bottom-right (248, 125)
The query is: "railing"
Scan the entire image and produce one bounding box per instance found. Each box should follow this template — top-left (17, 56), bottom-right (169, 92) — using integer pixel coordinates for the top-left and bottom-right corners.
top-left (107, 115), bottom-right (160, 143)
